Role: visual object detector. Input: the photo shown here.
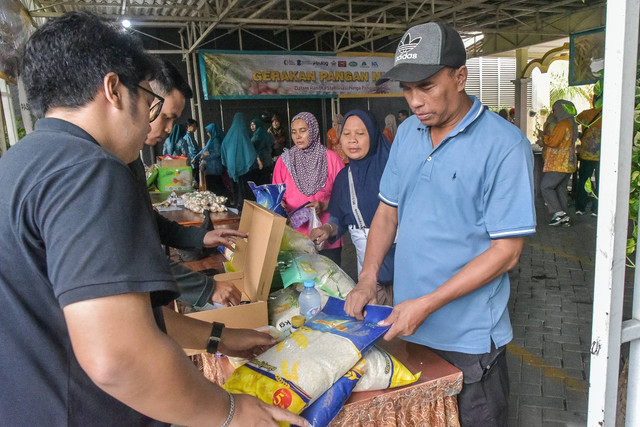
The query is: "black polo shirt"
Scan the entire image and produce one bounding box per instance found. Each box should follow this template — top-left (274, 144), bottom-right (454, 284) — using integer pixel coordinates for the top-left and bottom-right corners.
top-left (0, 118), bottom-right (179, 425)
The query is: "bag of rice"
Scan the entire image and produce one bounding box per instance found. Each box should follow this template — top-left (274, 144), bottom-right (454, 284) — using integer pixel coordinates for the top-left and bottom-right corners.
top-left (299, 358), bottom-right (366, 427)
top-left (295, 345), bottom-right (420, 426)
top-left (278, 252), bottom-right (355, 300)
top-left (280, 226), bottom-right (317, 254)
top-left (354, 345), bottom-right (421, 391)
top-left (223, 297), bottom-right (392, 415)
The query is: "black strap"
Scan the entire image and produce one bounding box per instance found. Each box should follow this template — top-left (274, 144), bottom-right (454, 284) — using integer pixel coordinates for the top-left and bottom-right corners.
top-left (206, 322), bottom-right (225, 354)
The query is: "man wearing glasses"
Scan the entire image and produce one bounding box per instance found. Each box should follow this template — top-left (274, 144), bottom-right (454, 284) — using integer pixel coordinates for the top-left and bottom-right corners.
top-left (129, 59), bottom-right (244, 308)
top-left (0, 11), bottom-right (307, 427)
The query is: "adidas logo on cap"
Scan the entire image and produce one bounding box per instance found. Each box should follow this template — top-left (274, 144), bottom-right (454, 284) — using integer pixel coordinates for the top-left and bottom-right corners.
top-left (396, 33), bottom-right (422, 60)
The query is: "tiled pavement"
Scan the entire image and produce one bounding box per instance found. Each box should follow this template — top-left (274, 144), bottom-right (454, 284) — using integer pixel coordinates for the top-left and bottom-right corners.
top-left (338, 194), bottom-right (631, 426)
top-left (506, 196), bottom-right (599, 427)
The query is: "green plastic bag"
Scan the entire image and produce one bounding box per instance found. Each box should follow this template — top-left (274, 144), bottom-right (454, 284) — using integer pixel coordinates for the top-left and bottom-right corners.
top-left (156, 166), bottom-right (193, 192)
top-left (278, 252), bottom-right (355, 300)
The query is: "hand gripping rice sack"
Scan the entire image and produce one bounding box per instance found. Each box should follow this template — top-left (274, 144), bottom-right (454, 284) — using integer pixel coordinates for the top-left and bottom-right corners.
top-left (280, 226), bottom-right (317, 254)
top-left (278, 252), bottom-right (355, 300)
top-left (353, 345), bottom-right (421, 392)
top-left (249, 181), bottom-right (287, 217)
top-left (298, 358), bottom-right (366, 427)
top-left (223, 297), bottom-right (392, 416)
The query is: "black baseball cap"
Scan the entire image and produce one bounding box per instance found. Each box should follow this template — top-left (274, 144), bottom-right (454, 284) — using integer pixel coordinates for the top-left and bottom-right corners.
top-left (376, 22), bottom-right (466, 85)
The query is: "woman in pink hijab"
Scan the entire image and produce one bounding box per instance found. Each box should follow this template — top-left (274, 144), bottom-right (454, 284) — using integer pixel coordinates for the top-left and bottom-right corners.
top-left (273, 112), bottom-right (345, 265)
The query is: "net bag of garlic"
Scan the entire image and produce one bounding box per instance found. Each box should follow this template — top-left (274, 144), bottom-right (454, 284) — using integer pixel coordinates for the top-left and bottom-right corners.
top-left (182, 191), bottom-right (227, 213)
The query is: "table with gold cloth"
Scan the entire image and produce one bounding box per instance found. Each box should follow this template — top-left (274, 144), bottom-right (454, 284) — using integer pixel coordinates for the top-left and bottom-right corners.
top-left (193, 338), bottom-right (463, 427)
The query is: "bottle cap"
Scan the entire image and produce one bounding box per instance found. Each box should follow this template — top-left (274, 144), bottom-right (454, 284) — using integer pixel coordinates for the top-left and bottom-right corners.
top-left (303, 280), bottom-right (315, 288)
top-left (291, 315), bottom-right (306, 328)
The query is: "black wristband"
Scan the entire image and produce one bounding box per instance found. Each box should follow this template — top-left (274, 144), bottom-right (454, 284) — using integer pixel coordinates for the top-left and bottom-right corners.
top-left (206, 322), bottom-right (225, 354)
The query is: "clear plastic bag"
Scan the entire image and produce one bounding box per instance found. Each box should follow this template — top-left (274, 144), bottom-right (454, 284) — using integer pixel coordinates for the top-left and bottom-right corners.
top-left (308, 207), bottom-right (324, 251)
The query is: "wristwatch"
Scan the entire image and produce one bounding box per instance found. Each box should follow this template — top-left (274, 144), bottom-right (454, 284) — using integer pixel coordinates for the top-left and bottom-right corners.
top-left (206, 322), bottom-right (225, 354)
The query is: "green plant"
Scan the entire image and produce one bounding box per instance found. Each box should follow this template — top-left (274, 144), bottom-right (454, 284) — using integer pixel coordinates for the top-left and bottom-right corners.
top-left (626, 62), bottom-right (640, 265)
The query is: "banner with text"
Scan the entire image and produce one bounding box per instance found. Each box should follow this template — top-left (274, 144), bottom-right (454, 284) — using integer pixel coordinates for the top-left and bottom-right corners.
top-left (198, 51), bottom-right (400, 99)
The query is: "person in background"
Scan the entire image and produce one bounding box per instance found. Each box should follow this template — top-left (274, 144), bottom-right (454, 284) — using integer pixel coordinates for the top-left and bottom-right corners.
top-left (129, 60), bottom-right (241, 309)
top-left (397, 109), bottom-right (410, 124)
top-left (250, 117), bottom-right (275, 184)
top-left (310, 109), bottom-right (394, 305)
top-left (194, 123), bottom-right (226, 197)
top-left (540, 100), bottom-right (578, 226)
top-left (0, 11), bottom-right (307, 427)
top-left (268, 113), bottom-right (288, 158)
top-left (176, 118), bottom-right (198, 162)
top-left (383, 113), bottom-right (397, 143)
top-left (508, 107), bottom-right (516, 124)
top-left (327, 112), bottom-right (348, 164)
top-left (162, 122), bottom-right (185, 156)
top-left (344, 22), bottom-right (535, 427)
top-left (575, 93), bottom-right (602, 217)
top-left (221, 112), bottom-right (259, 210)
top-left (273, 112), bottom-right (345, 265)
top-left (498, 109), bottom-right (509, 120)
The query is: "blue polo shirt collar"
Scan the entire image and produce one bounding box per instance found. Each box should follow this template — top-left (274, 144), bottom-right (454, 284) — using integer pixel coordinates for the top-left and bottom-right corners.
top-left (417, 95), bottom-right (485, 149)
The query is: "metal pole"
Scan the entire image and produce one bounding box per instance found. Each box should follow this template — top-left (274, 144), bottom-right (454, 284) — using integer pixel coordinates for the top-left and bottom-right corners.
top-left (0, 101), bottom-right (6, 156)
top-left (587, 0), bottom-right (640, 425)
top-left (219, 100), bottom-right (225, 132)
top-left (191, 50), bottom-right (206, 147)
top-left (628, 208), bottom-right (640, 425)
top-left (17, 79), bottom-right (33, 134)
top-left (0, 79), bottom-right (19, 146)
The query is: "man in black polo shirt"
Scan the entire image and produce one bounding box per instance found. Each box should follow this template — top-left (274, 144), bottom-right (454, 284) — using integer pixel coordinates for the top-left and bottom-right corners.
top-left (0, 11), bottom-right (306, 427)
top-left (129, 59), bottom-right (243, 308)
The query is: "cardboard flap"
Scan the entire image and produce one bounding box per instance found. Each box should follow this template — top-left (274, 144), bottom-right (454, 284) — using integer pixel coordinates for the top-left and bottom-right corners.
top-left (213, 271), bottom-right (244, 282)
top-left (183, 301), bottom-right (268, 356)
top-left (233, 201), bottom-right (286, 302)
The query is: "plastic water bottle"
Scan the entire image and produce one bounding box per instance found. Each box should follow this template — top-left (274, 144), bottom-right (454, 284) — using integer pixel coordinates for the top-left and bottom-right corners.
top-left (298, 280), bottom-right (321, 319)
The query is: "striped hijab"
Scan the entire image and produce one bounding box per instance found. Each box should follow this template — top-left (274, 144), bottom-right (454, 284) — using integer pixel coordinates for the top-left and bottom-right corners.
top-left (281, 112), bottom-right (328, 196)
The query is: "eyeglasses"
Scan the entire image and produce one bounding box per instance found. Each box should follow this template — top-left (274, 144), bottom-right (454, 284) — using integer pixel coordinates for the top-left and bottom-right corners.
top-left (136, 84), bottom-right (164, 123)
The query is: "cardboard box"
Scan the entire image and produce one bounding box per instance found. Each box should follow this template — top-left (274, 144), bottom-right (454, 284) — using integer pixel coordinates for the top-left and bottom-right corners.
top-left (183, 200), bottom-right (286, 355)
top-left (156, 156), bottom-right (188, 168)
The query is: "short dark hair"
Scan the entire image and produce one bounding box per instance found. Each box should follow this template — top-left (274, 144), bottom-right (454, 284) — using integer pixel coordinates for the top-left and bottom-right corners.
top-left (398, 109), bottom-right (409, 117)
top-left (186, 118), bottom-right (198, 127)
top-left (150, 59), bottom-right (193, 100)
top-left (20, 11), bottom-right (156, 118)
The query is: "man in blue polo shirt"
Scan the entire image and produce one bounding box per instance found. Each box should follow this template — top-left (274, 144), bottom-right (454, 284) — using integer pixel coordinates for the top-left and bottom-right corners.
top-left (345, 22), bottom-right (536, 426)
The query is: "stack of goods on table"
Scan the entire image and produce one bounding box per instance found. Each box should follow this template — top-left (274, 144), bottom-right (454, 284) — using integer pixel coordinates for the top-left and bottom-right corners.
top-left (223, 226), bottom-right (421, 426)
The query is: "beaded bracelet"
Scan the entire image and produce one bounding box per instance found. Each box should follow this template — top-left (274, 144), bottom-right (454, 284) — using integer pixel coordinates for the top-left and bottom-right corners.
top-left (220, 392), bottom-right (235, 427)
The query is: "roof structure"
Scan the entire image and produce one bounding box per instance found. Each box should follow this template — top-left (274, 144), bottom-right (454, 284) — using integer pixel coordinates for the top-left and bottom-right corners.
top-left (20, 0), bottom-right (606, 57)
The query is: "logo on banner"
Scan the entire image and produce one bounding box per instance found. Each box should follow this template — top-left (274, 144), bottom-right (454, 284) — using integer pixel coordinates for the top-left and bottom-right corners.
top-left (338, 61), bottom-right (347, 67)
top-left (396, 32), bottom-right (421, 61)
top-left (349, 61), bottom-right (357, 67)
top-left (284, 59), bottom-right (296, 66)
top-left (360, 61), bottom-right (368, 68)
top-left (371, 61), bottom-right (379, 68)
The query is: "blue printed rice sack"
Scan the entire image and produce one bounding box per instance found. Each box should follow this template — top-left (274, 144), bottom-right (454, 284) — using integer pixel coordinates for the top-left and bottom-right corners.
top-left (223, 297), bottom-right (392, 417)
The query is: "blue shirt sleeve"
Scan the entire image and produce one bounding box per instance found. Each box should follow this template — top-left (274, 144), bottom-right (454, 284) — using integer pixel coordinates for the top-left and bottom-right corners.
top-left (484, 138), bottom-right (537, 238)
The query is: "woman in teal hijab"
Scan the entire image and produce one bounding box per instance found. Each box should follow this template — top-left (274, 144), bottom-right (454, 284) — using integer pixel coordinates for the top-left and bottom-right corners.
top-left (162, 123), bottom-right (186, 156)
top-left (194, 123), bottom-right (225, 196)
top-left (221, 113), bottom-right (258, 209)
top-left (250, 117), bottom-right (275, 184)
